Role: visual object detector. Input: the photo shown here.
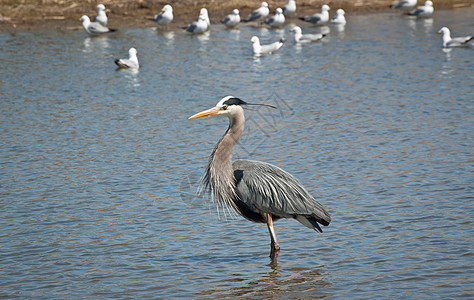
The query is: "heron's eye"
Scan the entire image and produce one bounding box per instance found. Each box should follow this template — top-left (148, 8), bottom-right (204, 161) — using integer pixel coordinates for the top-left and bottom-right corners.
top-left (222, 105), bottom-right (228, 110)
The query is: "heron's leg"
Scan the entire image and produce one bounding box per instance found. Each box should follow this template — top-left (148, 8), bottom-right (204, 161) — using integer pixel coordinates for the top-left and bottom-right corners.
top-left (263, 213), bottom-right (280, 262)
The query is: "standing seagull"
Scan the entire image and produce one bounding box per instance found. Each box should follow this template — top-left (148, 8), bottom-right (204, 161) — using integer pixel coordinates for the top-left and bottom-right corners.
top-left (390, 0), bottom-right (417, 9)
top-left (154, 4), bottom-right (173, 26)
top-left (407, 1), bottom-right (434, 17)
top-left (438, 27), bottom-right (473, 48)
top-left (244, 2), bottom-right (270, 23)
top-left (114, 48), bottom-right (139, 69)
top-left (221, 9), bottom-right (240, 28)
top-left (281, 0), bottom-right (296, 17)
top-left (189, 96), bottom-right (331, 263)
top-left (93, 4), bottom-right (108, 26)
top-left (300, 4), bottom-right (330, 25)
top-left (251, 36), bottom-right (285, 55)
top-left (331, 9), bottom-right (347, 24)
top-left (80, 15), bottom-right (116, 34)
top-left (264, 8), bottom-right (285, 28)
top-left (290, 26), bottom-right (325, 43)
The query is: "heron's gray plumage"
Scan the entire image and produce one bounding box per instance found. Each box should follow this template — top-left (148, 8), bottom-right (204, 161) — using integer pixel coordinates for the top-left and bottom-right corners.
top-left (233, 159), bottom-right (331, 232)
top-left (191, 96), bottom-right (331, 262)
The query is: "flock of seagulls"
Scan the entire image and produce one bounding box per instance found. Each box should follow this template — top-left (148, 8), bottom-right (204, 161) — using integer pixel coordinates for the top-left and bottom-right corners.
top-left (78, 1), bottom-right (473, 68)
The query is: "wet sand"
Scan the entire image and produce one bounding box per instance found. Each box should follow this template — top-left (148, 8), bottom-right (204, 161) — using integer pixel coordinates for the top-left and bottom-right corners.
top-left (0, 0), bottom-right (471, 31)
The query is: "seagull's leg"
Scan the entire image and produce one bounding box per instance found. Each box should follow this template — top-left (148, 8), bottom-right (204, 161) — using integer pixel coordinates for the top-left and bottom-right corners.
top-left (263, 213), bottom-right (280, 262)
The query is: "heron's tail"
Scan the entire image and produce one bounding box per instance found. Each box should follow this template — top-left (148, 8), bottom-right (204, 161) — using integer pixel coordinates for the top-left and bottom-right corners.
top-left (296, 215), bottom-right (330, 233)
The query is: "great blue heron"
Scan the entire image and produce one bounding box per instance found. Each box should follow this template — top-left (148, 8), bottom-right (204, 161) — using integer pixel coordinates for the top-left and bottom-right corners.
top-left (189, 96), bottom-right (331, 263)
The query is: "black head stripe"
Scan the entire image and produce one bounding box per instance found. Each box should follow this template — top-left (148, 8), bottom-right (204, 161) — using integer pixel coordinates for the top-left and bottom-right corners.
top-left (223, 97), bottom-right (247, 106)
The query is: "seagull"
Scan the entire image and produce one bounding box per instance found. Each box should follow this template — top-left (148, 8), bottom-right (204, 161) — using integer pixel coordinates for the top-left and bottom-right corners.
top-left (93, 4), bottom-right (108, 26)
top-left (251, 36), bottom-right (285, 55)
top-left (154, 4), bottom-right (173, 26)
top-left (281, 0), bottom-right (296, 17)
top-left (390, 0), bottom-right (417, 9)
top-left (264, 8), bottom-right (285, 28)
top-left (290, 26), bottom-right (325, 43)
top-left (331, 9), bottom-right (346, 24)
top-left (221, 9), bottom-right (240, 28)
top-left (80, 15), bottom-right (116, 34)
top-left (244, 2), bottom-right (270, 23)
top-left (114, 48), bottom-right (139, 69)
top-left (200, 8), bottom-right (211, 27)
top-left (185, 14), bottom-right (209, 34)
top-left (300, 4), bottom-right (330, 25)
top-left (407, 1), bottom-right (434, 17)
top-left (438, 27), bottom-right (473, 48)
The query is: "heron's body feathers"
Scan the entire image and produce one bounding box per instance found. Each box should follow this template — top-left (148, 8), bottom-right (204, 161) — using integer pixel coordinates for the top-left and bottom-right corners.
top-left (233, 159), bottom-right (331, 230)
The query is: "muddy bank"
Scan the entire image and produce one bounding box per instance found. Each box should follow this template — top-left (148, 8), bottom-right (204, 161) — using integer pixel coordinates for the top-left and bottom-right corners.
top-left (0, 0), bottom-right (471, 31)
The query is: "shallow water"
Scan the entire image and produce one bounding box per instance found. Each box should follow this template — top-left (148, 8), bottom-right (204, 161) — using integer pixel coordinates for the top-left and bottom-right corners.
top-left (1, 8), bottom-right (473, 299)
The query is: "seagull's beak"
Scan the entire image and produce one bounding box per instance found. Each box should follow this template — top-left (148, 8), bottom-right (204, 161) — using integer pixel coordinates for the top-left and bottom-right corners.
top-left (188, 106), bottom-right (220, 119)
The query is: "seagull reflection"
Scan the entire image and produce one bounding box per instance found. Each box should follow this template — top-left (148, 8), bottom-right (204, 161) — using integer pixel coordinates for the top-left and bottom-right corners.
top-left (82, 36), bottom-right (110, 53)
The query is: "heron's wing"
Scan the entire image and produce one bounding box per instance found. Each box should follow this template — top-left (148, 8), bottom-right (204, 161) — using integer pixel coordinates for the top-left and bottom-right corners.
top-left (233, 159), bottom-right (331, 227)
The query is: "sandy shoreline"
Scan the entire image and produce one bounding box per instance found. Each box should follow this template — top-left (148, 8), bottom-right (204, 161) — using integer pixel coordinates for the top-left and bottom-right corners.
top-left (0, 0), bottom-right (471, 32)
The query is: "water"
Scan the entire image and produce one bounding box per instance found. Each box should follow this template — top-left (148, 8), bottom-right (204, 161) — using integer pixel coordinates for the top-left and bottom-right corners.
top-left (1, 8), bottom-right (473, 299)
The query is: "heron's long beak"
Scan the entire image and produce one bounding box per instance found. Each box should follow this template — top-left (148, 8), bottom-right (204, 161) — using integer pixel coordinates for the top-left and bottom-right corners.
top-left (188, 106), bottom-right (220, 119)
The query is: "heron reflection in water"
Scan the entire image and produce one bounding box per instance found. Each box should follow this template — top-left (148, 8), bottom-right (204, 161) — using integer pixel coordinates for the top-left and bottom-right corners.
top-left (189, 96), bottom-right (331, 263)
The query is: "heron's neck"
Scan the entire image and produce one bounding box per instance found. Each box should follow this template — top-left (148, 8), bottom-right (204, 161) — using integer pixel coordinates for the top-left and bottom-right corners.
top-left (204, 110), bottom-right (245, 211)
top-left (212, 112), bottom-right (245, 169)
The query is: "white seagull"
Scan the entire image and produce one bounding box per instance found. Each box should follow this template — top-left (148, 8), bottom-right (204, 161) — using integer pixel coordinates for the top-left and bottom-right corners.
top-left (281, 0), bottom-right (296, 17)
top-left (244, 2), bottom-right (270, 23)
top-left (154, 4), bottom-right (173, 25)
top-left (391, 0), bottom-right (417, 9)
top-left (300, 4), bottom-right (330, 25)
top-left (407, 1), bottom-right (434, 17)
top-left (251, 36), bottom-right (285, 55)
top-left (115, 48), bottom-right (139, 69)
top-left (221, 9), bottom-right (240, 28)
top-left (438, 27), bottom-right (473, 48)
top-left (290, 26), bottom-right (325, 43)
top-left (185, 14), bottom-right (209, 34)
top-left (200, 8), bottom-right (211, 27)
top-left (93, 4), bottom-right (108, 26)
top-left (331, 9), bottom-right (346, 24)
top-left (80, 15), bottom-right (115, 34)
top-left (264, 8), bottom-right (286, 28)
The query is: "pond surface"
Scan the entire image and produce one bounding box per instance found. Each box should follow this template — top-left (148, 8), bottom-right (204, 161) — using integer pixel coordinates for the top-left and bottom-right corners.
top-left (1, 7), bottom-right (473, 299)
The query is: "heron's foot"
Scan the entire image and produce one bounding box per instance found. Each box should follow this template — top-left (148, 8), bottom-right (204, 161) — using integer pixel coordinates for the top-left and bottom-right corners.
top-left (269, 242), bottom-right (280, 262)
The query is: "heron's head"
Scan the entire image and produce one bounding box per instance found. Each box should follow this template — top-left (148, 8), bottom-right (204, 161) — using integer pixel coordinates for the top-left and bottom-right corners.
top-left (189, 96), bottom-right (247, 119)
